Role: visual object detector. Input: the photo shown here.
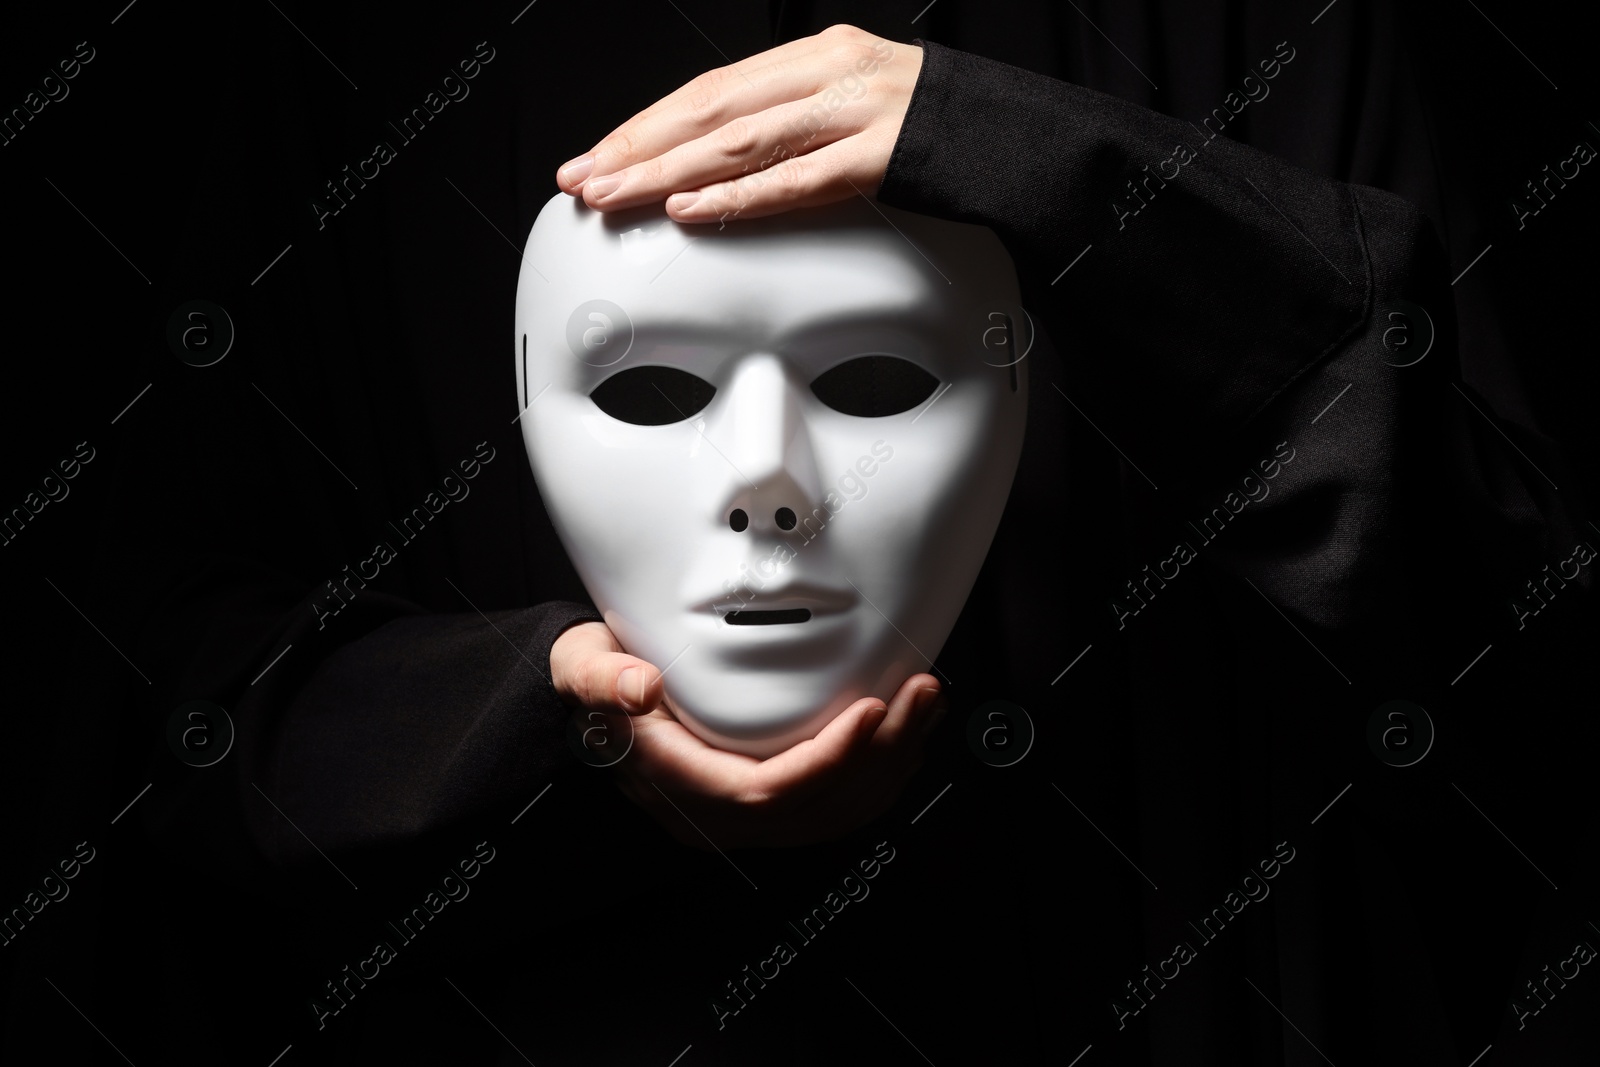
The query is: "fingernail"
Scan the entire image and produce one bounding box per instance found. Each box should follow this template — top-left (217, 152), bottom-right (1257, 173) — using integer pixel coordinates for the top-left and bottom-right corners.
top-left (861, 702), bottom-right (888, 735)
top-left (617, 667), bottom-right (642, 711)
top-left (585, 173), bottom-right (621, 199)
top-left (561, 154), bottom-right (594, 185)
top-left (668, 191), bottom-right (701, 212)
top-left (913, 687), bottom-right (940, 713)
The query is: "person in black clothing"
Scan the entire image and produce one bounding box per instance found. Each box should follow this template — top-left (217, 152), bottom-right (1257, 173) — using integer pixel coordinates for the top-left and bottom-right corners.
top-left (547, 18), bottom-right (1597, 1063)
top-left (5, 2), bottom-right (1594, 1065)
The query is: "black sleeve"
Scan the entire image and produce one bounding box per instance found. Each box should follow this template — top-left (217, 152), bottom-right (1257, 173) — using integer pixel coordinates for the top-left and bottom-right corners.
top-left (141, 554), bottom-right (602, 872)
top-left (877, 39), bottom-right (1585, 639)
top-left (880, 39), bottom-right (1392, 469)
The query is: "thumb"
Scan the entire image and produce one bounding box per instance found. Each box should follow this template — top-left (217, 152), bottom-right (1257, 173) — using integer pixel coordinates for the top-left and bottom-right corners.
top-left (551, 621), bottom-right (664, 714)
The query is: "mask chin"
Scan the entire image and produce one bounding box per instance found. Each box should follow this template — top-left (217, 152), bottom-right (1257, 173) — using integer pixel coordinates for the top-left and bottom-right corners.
top-left (517, 193), bottom-right (1029, 756)
top-left (661, 678), bottom-right (851, 758)
top-left (661, 644), bottom-right (927, 758)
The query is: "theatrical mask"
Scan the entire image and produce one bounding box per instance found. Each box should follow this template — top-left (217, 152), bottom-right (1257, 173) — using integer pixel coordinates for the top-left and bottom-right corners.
top-left (516, 192), bottom-right (1029, 757)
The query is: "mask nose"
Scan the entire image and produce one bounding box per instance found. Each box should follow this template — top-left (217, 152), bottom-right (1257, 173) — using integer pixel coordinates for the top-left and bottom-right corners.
top-left (713, 353), bottom-right (821, 534)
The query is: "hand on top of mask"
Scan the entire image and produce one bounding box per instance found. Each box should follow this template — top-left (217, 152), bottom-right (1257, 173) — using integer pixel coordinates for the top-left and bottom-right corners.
top-left (554, 24), bottom-right (922, 224)
top-left (551, 620), bottom-right (943, 849)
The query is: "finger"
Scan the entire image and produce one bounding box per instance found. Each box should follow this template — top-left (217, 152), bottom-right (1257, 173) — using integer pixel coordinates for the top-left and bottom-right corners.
top-left (556, 36), bottom-right (834, 193)
top-left (619, 715), bottom-right (770, 851)
top-left (559, 26), bottom-right (906, 199)
top-left (798, 681), bottom-right (934, 834)
top-left (662, 135), bottom-right (887, 224)
top-left (621, 709), bottom-right (764, 795)
top-left (549, 622), bottom-right (664, 714)
top-left (550, 619), bottom-right (620, 655)
top-left (867, 673), bottom-right (942, 749)
top-left (747, 696), bottom-right (887, 802)
top-left (577, 90), bottom-right (874, 213)
top-left (719, 711), bottom-right (891, 848)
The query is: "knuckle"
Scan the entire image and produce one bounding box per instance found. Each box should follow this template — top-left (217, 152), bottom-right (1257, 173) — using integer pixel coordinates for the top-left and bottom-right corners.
top-left (684, 73), bottom-right (724, 120)
top-left (596, 128), bottom-right (637, 166)
top-left (819, 22), bottom-right (860, 41)
top-left (715, 119), bottom-right (759, 160)
top-left (827, 41), bottom-right (868, 69)
top-left (773, 156), bottom-right (810, 193)
top-left (574, 653), bottom-right (613, 708)
top-left (719, 180), bottom-right (755, 216)
top-left (631, 157), bottom-right (667, 189)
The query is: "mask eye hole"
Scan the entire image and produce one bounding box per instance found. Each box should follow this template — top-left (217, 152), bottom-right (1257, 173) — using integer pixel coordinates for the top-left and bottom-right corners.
top-left (590, 365), bottom-right (717, 425)
top-left (809, 355), bottom-right (939, 417)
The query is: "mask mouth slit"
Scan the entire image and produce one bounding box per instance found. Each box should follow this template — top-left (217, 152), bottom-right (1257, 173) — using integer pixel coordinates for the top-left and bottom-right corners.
top-left (724, 608), bottom-right (811, 626)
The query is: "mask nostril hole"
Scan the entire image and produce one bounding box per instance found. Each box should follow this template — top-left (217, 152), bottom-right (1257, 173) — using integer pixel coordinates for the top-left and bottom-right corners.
top-left (775, 507), bottom-right (797, 531)
top-left (729, 509), bottom-right (749, 532)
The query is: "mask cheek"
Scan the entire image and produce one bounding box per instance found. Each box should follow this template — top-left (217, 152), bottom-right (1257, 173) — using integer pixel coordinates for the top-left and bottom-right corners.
top-left (839, 471), bottom-right (866, 501)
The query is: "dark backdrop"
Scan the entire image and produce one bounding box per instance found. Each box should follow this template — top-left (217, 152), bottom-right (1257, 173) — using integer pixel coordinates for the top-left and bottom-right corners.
top-left (2, 1), bottom-right (1596, 1064)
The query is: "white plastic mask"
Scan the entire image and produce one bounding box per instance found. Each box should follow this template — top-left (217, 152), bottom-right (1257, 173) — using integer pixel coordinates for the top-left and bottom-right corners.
top-left (516, 193), bottom-right (1027, 757)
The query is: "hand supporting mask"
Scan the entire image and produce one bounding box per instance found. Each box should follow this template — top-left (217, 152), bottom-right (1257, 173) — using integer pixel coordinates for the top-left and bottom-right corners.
top-left (516, 193), bottom-right (1028, 757)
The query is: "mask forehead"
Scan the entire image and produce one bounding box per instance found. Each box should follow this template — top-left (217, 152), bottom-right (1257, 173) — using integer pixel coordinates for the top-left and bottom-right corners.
top-left (518, 196), bottom-right (1020, 390)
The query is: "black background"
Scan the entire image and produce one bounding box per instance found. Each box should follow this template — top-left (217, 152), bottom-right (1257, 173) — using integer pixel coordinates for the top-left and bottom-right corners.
top-left (2, 1), bottom-right (1597, 1064)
